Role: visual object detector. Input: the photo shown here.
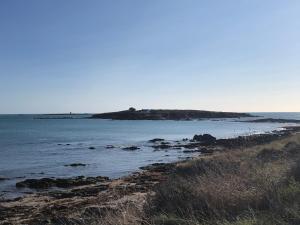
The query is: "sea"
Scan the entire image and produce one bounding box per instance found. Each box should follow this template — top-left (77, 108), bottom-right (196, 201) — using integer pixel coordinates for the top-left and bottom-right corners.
top-left (0, 112), bottom-right (299, 199)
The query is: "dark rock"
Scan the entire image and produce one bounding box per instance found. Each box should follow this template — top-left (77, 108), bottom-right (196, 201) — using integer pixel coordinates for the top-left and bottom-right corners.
top-left (55, 176), bottom-right (108, 188)
top-left (64, 163), bottom-right (86, 167)
top-left (152, 144), bottom-right (172, 150)
top-left (183, 149), bottom-right (202, 153)
top-left (176, 129), bottom-right (299, 150)
top-left (122, 146), bottom-right (140, 151)
top-left (215, 131), bottom-right (289, 148)
top-left (129, 107), bottom-right (136, 112)
top-left (192, 134), bottom-right (217, 145)
top-left (0, 176), bottom-right (9, 181)
top-left (16, 178), bottom-right (55, 189)
top-left (139, 163), bottom-right (175, 173)
top-left (177, 142), bottom-right (202, 149)
top-left (16, 176), bottom-right (109, 189)
top-left (149, 138), bottom-right (165, 143)
top-left (88, 146), bottom-right (96, 150)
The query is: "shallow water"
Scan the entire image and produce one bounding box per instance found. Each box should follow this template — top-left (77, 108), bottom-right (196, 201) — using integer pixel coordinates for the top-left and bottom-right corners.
top-left (0, 113), bottom-right (299, 198)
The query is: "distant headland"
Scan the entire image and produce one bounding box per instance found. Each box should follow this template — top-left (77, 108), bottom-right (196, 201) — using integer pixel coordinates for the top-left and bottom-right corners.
top-left (91, 108), bottom-right (253, 120)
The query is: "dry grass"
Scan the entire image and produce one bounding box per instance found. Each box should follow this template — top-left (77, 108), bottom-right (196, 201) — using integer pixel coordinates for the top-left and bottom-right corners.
top-left (56, 134), bottom-right (300, 225)
top-left (145, 134), bottom-right (300, 225)
top-left (82, 203), bottom-right (144, 225)
top-left (52, 200), bottom-right (146, 225)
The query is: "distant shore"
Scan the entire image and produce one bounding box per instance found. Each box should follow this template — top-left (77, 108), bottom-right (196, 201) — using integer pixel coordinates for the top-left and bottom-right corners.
top-left (245, 118), bottom-right (300, 123)
top-left (91, 108), bottom-right (253, 120)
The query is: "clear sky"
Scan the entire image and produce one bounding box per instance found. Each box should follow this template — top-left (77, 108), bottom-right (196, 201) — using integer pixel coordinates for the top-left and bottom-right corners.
top-left (0, 0), bottom-right (299, 113)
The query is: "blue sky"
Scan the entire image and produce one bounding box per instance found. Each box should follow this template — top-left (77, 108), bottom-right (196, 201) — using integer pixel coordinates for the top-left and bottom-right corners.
top-left (0, 0), bottom-right (299, 113)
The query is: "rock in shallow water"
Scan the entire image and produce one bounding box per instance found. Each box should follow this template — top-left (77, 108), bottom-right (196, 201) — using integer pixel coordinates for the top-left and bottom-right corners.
top-left (152, 144), bottom-right (172, 150)
top-left (16, 176), bottom-right (109, 189)
top-left (0, 176), bottom-right (9, 181)
top-left (192, 134), bottom-right (217, 145)
top-left (148, 138), bottom-right (165, 143)
top-left (122, 146), bottom-right (140, 151)
top-left (64, 163), bottom-right (86, 167)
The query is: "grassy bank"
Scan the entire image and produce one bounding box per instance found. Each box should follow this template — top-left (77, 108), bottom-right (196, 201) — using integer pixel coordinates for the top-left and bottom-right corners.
top-left (94, 134), bottom-right (300, 225)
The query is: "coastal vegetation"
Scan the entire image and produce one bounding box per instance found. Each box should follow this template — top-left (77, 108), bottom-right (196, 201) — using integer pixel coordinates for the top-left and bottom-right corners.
top-left (143, 135), bottom-right (300, 225)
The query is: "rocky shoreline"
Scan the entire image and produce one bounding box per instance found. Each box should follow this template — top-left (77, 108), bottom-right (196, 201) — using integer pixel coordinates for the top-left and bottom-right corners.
top-left (1, 126), bottom-right (300, 224)
top-left (244, 118), bottom-right (300, 123)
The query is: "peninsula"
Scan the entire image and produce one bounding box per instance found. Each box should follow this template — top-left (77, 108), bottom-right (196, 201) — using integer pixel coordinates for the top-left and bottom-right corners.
top-left (91, 108), bottom-right (253, 120)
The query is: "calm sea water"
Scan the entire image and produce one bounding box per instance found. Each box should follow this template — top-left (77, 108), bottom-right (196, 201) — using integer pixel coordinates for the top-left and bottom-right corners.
top-left (0, 112), bottom-right (299, 198)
